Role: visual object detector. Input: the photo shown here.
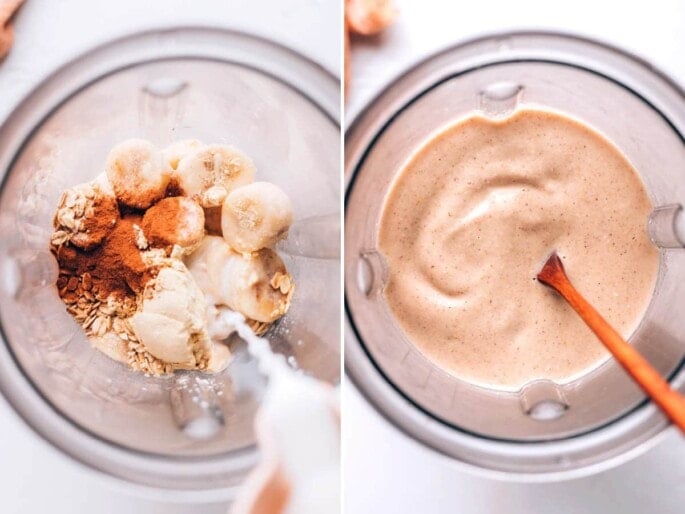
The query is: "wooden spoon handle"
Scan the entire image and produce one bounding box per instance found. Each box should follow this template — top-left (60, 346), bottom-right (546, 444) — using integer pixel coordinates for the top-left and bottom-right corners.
top-left (549, 268), bottom-right (685, 433)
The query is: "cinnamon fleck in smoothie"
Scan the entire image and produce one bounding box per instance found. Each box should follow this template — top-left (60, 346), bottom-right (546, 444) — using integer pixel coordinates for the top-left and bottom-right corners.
top-left (378, 108), bottom-right (659, 391)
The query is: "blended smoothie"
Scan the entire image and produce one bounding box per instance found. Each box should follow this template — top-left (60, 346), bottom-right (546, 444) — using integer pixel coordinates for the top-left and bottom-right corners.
top-left (378, 108), bottom-right (659, 391)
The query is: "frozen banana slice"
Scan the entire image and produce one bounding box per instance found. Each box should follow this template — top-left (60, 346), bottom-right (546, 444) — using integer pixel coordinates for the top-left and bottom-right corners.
top-left (221, 182), bottom-right (293, 253)
top-left (162, 139), bottom-right (203, 171)
top-left (186, 236), bottom-right (293, 324)
top-left (184, 235), bottom-right (231, 301)
top-left (105, 138), bottom-right (170, 209)
top-left (175, 144), bottom-right (256, 204)
top-left (222, 248), bottom-right (293, 323)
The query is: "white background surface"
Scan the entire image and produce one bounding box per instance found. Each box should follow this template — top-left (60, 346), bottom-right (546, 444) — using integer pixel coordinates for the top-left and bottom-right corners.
top-left (344, 0), bottom-right (685, 513)
top-left (0, 0), bottom-right (339, 513)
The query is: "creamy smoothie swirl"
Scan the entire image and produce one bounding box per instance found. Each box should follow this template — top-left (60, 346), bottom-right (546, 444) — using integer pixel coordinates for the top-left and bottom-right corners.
top-left (378, 108), bottom-right (659, 391)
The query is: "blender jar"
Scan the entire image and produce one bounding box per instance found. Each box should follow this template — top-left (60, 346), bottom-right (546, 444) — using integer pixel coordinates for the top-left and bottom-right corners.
top-left (0, 27), bottom-right (340, 499)
top-left (345, 32), bottom-right (685, 478)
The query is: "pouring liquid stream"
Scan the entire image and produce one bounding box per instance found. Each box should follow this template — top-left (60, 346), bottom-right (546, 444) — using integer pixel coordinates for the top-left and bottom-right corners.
top-left (215, 310), bottom-right (341, 513)
top-left (218, 309), bottom-right (293, 378)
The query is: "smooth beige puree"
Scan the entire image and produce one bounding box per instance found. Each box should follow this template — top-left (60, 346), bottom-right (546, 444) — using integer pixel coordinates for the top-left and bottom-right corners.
top-left (378, 108), bottom-right (659, 391)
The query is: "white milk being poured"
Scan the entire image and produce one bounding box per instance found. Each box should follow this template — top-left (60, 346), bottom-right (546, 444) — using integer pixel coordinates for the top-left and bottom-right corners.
top-left (220, 310), bottom-right (340, 514)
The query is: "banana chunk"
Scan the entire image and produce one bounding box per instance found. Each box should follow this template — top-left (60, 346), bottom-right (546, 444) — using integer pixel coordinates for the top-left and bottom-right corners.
top-left (105, 139), bottom-right (170, 209)
top-left (185, 236), bottom-right (294, 323)
top-left (175, 144), bottom-right (256, 204)
top-left (184, 235), bottom-right (231, 300)
top-left (162, 139), bottom-right (203, 171)
top-left (222, 248), bottom-right (294, 323)
top-left (221, 182), bottom-right (293, 253)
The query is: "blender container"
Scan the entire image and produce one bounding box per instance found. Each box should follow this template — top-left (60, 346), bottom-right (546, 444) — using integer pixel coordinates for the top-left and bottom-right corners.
top-left (0, 28), bottom-right (340, 499)
top-left (345, 32), bottom-right (685, 478)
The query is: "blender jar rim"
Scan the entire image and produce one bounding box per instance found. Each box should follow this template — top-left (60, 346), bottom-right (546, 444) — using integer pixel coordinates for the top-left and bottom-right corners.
top-left (344, 29), bottom-right (685, 481)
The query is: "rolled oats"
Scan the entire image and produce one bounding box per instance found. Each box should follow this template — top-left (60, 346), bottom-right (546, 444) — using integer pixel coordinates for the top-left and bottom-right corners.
top-left (51, 182), bottom-right (117, 251)
top-left (51, 230), bottom-right (70, 246)
top-left (247, 319), bottom-right (271, 336)
top-left (270, 271), bottom-right (293, 295)
top-left (66, 276), bottom-right (79, 291)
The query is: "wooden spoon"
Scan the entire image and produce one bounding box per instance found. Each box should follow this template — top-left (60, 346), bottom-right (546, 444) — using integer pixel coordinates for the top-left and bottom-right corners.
top-left (537, 251), bottom-right (685, 433)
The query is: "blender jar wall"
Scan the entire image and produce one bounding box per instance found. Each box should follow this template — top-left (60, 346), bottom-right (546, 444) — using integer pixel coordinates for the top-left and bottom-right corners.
top-left (345, 32), bottom-right (685, 476)
top-left (0, 28), bottom-right (340, 496)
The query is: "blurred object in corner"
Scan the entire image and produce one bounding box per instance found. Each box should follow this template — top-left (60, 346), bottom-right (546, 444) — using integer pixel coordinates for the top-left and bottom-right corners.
top-left (0, 0), bottom-right (25, 60)
top-left (344, 0), bottom-right (398, 98)
top-left (346, 0), bottom-right (398, 36)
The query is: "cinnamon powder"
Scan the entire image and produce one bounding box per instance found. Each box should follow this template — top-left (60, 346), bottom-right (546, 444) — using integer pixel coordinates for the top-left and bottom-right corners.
top-left (141, 196), bottom-right (204, 249)
top-left (141, 197), bottom-right (184, 248)
top-left (53, 191), bottom-right (202, 304)
top-left (54, 214), bottom-right (155, 300)
top-left (75, 195), bottom-right (120, 250)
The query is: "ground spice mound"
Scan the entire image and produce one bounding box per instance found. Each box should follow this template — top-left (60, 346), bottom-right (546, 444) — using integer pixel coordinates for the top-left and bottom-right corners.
top-left (141, 196), bottom-right (204, 249)
top-left (77, 195), bottom-right (120, 249)
top-left (54, 214), bottom-right (156, 299)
